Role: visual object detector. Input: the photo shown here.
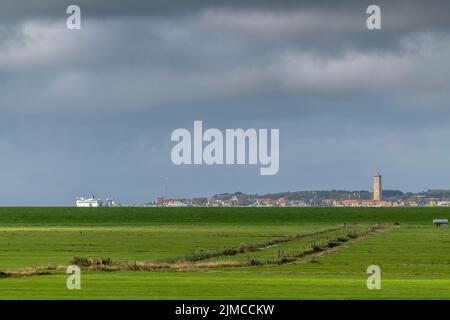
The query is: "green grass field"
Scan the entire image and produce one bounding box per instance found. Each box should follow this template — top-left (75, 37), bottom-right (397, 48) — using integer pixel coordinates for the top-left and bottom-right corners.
top-left (0, 207), bottom-right (449, 299)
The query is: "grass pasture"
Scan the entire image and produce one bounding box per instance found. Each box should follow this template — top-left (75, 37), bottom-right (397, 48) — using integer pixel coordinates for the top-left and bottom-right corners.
top-left (0, 207), bottom-right (449, 299)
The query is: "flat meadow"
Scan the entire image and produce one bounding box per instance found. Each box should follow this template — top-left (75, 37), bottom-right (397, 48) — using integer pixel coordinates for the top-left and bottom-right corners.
top-left (0, 207), bottom-right (449, 299)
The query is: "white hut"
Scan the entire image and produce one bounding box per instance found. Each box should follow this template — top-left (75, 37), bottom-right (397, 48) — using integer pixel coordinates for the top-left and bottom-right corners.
top-left (433, 219), bottom-right (448, 227)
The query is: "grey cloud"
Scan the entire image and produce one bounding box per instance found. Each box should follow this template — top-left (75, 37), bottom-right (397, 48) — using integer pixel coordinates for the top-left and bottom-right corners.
top-left (1, 1), bottom-right (450, 21)
top-left (1, 14), bottom-right (449, 115)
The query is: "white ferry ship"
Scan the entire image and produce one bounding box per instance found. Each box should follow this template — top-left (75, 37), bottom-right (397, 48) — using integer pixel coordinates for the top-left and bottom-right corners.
top-left (76, 196), bottom-right (103, 207)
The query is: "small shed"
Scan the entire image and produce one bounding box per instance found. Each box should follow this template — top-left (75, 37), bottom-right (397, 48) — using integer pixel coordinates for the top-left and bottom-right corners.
top-left (433, 219), bottom-right (448, 227)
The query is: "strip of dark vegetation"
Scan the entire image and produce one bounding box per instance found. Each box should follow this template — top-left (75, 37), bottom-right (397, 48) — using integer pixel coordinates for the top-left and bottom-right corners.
top-left (167, 226), bottom-right (346, 263)
top-left (0, 270), bottom-right (53, 279)
top-left (67, 224), bottom-right (391, 271)
top-left (240, 224), bottom-right (389, 266)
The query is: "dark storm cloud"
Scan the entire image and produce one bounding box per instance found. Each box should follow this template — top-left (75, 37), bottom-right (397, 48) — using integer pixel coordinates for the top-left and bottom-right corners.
top-left (1, 0), bottom-right (450, 114)
top-left (1, 1), bottom-right (449, 117)
top-left (1, 0), bottom-right (450, 21)
top-left (2, 1), bottom-right (450, 42)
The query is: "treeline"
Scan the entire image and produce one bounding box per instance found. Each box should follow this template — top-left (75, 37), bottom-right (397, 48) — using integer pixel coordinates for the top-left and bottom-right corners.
top-left (213, 189), bottom-right (450, 201)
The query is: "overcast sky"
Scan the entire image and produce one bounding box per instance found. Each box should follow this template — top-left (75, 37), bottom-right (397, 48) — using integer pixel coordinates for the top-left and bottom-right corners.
top-left (1, 1), bottom-right (450, 205)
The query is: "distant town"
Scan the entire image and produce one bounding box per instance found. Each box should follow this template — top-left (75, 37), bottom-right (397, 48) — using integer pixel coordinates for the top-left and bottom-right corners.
top-left (76, 174), bottom-right (450, 208)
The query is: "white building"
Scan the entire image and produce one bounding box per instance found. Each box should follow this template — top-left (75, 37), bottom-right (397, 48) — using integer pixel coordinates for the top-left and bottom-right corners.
top-left (103, 198), bottom-right (121, 207)
top-left (433, 219), bottom-right (448, 227)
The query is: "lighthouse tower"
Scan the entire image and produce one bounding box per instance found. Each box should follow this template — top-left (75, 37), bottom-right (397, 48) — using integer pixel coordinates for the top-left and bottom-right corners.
top-left (373, 173), bottom-right (382, 201)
